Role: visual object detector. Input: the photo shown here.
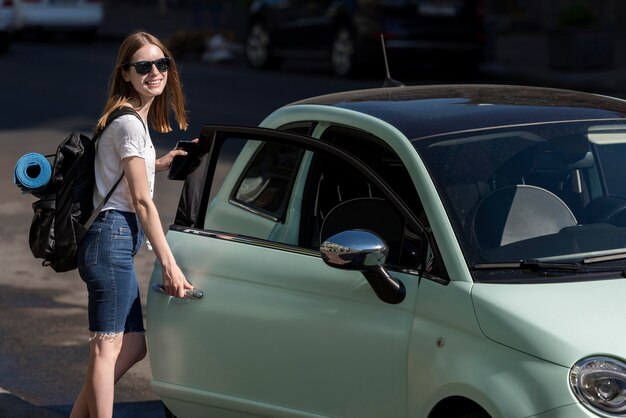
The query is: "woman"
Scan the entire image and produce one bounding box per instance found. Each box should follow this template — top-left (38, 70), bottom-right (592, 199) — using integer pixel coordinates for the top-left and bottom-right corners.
top-left (70, 31), bottom-right (193, 418)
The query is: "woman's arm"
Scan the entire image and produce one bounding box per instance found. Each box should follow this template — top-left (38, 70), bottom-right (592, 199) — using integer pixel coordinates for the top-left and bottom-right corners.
top-left (123, 156), bottom-right (193, 298)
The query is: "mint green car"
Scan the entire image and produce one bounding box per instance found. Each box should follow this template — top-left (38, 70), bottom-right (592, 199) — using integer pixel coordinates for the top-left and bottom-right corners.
top-left (148, 85), bottom-right (626, 418)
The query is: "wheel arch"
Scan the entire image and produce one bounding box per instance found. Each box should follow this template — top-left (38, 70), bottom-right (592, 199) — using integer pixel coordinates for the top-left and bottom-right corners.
top-left (246, 0), bottom-right (273, 32)
top-left (246, 10), bottom-right (267, 31)
top-left (427, 396), bottom-right (492, 418)
top-left (247, 1), bottom-right (266, 22)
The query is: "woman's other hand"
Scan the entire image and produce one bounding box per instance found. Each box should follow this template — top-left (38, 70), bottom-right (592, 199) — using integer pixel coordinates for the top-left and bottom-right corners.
top-left (155, 138), bottom-right (198, 172)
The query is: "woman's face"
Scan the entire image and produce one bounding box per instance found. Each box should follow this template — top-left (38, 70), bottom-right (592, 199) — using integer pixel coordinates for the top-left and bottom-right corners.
top-left (122, 43), bottom-right (169, 103)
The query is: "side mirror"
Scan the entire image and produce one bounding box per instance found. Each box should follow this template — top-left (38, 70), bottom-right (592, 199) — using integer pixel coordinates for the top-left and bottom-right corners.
top-left (321, 229), bottom-right (406, 304)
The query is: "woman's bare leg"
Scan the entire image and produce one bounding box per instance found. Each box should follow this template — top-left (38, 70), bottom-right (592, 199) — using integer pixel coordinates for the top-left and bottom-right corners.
top-left (113, 332), bottom-right (147, 380)
top-left (70, 332), bottom-right (146, 418)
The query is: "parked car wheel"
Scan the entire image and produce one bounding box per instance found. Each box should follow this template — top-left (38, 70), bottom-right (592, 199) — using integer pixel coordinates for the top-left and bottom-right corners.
top-left (246, 21), bottom-right (280, 69)
top-left (330, 25), bottom-right (357, 76)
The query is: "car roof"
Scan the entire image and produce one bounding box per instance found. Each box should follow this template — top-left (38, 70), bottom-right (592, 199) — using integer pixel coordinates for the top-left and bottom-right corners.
top-left (289, 84), bottom-right (626, 139)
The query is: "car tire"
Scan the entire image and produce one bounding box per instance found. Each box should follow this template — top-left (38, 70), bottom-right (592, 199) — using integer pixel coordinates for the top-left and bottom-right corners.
top-left (330, 25), bottom-right (359, 77)
top-left (245, 21), bottom-right (280, 70)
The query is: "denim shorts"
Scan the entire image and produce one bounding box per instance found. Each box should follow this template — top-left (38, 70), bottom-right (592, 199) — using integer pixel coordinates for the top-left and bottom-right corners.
top-left (77, 209), bottom-right (145, 335)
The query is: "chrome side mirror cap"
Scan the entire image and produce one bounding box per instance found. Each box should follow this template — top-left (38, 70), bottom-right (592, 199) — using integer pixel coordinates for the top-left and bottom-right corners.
top-left (321, 229), bottom-right (405, 304)
top-left (321, 229), bottom-right (388, 269)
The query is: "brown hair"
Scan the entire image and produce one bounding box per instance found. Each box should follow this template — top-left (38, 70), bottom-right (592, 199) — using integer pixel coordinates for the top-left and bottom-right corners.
top-left (96, 31), bottom-right (188, 133)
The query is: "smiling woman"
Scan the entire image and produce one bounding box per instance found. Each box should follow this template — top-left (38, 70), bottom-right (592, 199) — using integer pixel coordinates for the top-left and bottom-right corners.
top-left (67, 31), bottom-right (194, 418)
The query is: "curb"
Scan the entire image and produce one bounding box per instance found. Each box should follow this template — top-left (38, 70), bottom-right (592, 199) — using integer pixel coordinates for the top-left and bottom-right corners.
top-left (0, 388), bottom-right (65, 418)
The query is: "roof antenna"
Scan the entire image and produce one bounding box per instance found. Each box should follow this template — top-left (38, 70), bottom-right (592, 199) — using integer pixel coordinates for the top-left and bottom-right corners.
top-left (381, 34), bottom-right (405, 88)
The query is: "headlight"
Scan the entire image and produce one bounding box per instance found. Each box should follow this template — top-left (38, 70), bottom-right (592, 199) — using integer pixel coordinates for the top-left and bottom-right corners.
top-left (570, 357), bottom-right (626, 415)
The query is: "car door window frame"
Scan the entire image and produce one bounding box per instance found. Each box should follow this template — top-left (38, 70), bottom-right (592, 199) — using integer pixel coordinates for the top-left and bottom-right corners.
top-left (176, 124), bottom-right (448, 282)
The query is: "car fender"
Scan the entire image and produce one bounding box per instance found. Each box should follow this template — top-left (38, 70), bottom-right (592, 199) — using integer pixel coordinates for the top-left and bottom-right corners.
top-left (408, 279), bottom-right (575, 418)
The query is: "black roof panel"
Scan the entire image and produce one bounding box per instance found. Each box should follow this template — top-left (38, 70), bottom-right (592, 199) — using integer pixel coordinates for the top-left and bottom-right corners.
top-left (289, 85), bottom-right (626, 139)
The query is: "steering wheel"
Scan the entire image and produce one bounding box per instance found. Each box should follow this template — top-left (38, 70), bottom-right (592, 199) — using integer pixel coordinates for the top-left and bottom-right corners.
top-left (585, 196), bottom-right (626, 226)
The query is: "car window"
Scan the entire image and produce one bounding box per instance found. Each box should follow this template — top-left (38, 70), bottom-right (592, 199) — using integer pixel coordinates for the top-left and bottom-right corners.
top-left (223, 123), bottom-right (314, 221)
top-left (173, 127), bottom-right (436, 275)
top-left (300, 126), bottom-right (432, 272)
top-left (414, 120), bottom-right (626, 269)
top-left (299, 151), bottom-right (428, 272)
top-left (231, 142), bottom-right (303, 221)
top-left (319, 126), bottom-right (427, 226)
top-left (278, 121), bottom-right (317, 136)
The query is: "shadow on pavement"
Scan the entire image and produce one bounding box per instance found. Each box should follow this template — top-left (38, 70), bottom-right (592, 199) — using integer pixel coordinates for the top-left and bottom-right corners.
top-left (0, 392), bottom-right (65, 418)
top-left (48, 400), bottom-right (165, 418)
top-left (0, 394), bottom-right (165, 418)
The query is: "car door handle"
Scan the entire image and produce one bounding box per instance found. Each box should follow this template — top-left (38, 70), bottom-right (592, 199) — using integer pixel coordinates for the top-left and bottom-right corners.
top-left (152, 283), bottom-right (204, 299)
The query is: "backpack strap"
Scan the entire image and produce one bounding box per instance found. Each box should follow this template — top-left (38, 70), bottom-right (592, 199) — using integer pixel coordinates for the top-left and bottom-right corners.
top-left (93, 106), bottom-right (145, 142)
top-left (83, 107), bottom-right (146, 231)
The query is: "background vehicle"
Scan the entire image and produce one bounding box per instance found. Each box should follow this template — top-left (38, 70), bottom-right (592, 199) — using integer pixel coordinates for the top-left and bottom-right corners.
top-left (148, 84), bottom-right (626, 418)
top-left (12, 0), bottom-right (103, 39)
top-left (0, 0), bottom-right (14, 52)
top-left (245, 0), bottom-right (485, 76)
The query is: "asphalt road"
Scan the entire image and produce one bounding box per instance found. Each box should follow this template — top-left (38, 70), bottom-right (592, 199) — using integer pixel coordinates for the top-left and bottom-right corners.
top-left (0, 38), bottom-right (405, 417)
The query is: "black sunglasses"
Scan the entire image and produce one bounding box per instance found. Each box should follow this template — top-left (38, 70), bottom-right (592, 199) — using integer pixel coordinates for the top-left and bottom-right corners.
top-left (123, 57), bottom-right (171, 75)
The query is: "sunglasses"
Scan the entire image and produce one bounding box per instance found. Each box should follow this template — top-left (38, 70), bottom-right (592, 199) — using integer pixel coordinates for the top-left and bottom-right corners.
top-left (123, 57), bottom-right (171, 75)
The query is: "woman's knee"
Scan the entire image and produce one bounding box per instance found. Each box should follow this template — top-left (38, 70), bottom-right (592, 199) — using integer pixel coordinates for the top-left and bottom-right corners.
top-left (89, 333), bottom-right (124, 361)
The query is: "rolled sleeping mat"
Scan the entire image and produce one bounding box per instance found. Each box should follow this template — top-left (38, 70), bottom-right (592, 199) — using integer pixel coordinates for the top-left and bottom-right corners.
top-left (14, 153), bottom-right (52, 194)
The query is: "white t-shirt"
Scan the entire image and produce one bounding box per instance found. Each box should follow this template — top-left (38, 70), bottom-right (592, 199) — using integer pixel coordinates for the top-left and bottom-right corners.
top-left (93, 114), bottom-right (156, 213)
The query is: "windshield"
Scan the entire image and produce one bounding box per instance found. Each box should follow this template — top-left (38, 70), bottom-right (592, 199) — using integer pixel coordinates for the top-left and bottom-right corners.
top-left (414, 120), bottom-right (626, 267)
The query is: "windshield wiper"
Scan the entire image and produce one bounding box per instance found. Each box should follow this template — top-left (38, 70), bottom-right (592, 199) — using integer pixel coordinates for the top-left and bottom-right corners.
top-left (582, 252), bottom-right (626, 265)
top-left (474, 258), bottom-right (626, 275)
top-left (474, 259), bottom-right (583, 271)
top-left (519, 259), bottom-right (584, 270)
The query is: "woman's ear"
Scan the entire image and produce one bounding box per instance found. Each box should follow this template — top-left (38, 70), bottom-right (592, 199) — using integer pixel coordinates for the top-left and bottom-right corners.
top-left (122, 69), bottom-right (130, 82)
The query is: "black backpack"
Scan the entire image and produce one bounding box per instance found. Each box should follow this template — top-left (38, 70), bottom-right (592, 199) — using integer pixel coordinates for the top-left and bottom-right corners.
top-left (29, 107), bottom-right (143, 272)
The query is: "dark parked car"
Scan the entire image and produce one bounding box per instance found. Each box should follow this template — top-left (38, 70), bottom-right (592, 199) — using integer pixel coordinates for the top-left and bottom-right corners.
top-left (245, 0), bottom-right (485, 76)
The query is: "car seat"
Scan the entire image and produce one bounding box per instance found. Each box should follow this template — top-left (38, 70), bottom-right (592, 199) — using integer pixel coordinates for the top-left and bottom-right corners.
top-left (473, 185), bottom-right (577, 250)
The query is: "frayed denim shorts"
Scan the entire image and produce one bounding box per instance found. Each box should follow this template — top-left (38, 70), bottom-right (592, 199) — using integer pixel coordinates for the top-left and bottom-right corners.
top-left (77, 209), bottom-right (145, 335)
